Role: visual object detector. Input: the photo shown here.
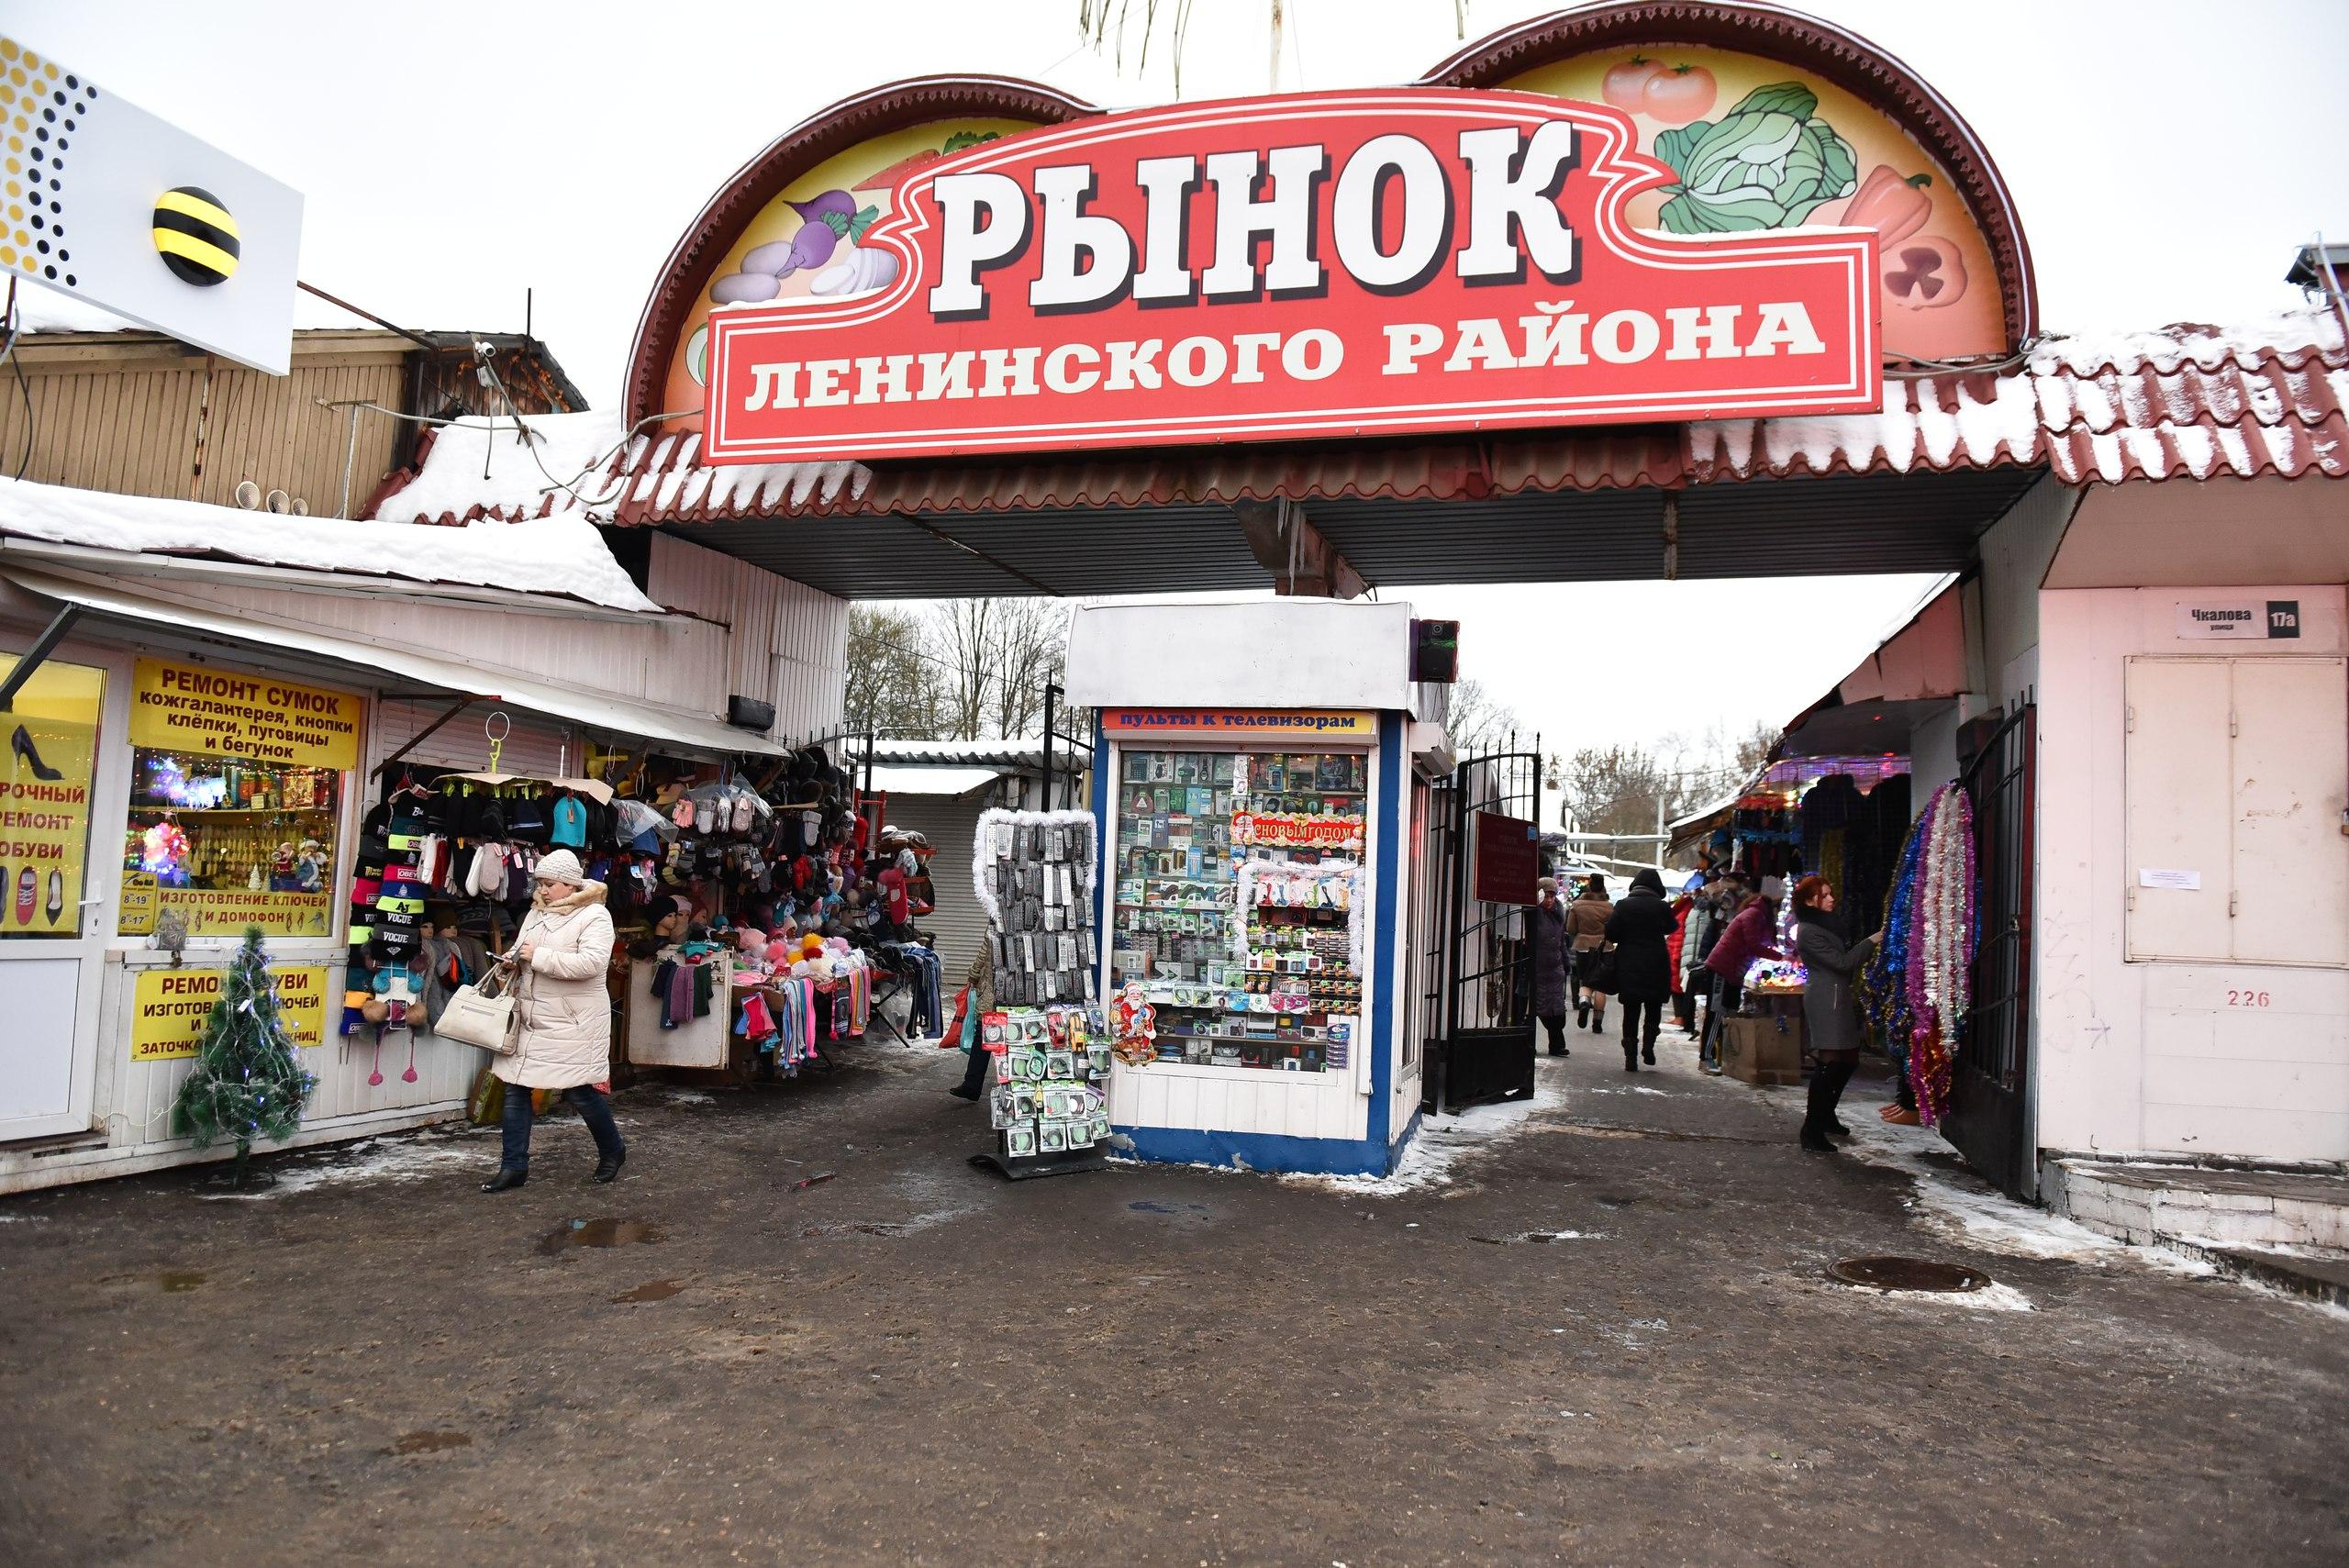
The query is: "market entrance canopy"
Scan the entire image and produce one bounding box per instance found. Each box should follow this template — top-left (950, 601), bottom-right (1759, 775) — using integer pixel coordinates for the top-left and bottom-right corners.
top-left (372, 6), bottom-right (2343, 596)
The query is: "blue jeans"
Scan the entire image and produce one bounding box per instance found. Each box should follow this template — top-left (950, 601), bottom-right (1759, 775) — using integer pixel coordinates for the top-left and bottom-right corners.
top-left (500, 1082), bottom-right (625, 1173)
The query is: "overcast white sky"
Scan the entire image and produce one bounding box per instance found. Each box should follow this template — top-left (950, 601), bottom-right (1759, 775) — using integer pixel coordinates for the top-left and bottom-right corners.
top-left (6, 0), bottom-right (2346, 757)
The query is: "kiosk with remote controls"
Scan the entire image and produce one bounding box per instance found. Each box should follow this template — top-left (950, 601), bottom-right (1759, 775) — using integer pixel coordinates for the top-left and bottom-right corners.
top-left (1065, 600), bottom-right (1455, 1175)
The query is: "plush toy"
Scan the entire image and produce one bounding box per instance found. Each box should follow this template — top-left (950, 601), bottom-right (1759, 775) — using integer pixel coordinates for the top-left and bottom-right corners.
top-left (295, 839), bottom-right (326, 893)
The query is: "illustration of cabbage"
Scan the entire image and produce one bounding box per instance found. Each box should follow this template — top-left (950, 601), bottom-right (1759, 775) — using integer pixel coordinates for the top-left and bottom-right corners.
top-left (1651, 83), bottom-right (1858, 233)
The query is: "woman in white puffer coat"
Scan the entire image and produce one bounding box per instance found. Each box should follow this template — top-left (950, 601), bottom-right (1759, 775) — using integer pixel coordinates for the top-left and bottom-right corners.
top-left (481, 850), bottom-right (626, 1192)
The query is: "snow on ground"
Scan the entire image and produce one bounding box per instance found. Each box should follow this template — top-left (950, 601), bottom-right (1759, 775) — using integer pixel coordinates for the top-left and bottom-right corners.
top-left (1285, 1062), bottom-right (1569, 1197)
top-left (202, 1131), bottom-right (489, 1199)
top-left (1837, 1111), bottom-right (2214, 1277)
top-left (1849, 1279), bottom-right (2038, 1314)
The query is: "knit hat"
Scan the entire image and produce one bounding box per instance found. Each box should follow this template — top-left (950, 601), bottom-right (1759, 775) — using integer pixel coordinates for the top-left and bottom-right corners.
top-left (533, 849), bottom-right (585, 884)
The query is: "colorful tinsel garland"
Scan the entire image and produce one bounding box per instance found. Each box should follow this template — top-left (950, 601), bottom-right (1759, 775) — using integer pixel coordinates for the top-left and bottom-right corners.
top-left (1858, 782), bottom-right (1977, 1124)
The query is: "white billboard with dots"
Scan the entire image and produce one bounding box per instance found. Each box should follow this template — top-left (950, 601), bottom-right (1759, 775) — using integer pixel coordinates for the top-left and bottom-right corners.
top-left (0, 34), bottom-right (301, 374)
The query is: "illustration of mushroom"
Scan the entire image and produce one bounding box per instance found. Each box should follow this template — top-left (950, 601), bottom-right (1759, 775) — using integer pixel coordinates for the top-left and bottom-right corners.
top-left (1886, 238), bottom-right (1968, 309)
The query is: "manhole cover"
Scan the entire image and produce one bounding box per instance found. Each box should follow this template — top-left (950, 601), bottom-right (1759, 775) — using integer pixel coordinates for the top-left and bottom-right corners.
top-left (1829, 1256), bottom-right (1990, 1293)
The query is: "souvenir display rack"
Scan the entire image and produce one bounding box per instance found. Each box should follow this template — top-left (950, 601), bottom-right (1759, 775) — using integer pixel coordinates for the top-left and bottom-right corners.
top-left (971, 807), bottom-right (1108, 1178)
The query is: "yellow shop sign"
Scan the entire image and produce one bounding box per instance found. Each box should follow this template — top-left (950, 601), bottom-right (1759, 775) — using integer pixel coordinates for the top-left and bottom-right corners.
top-left (130, 659), bottom-right (361, 771)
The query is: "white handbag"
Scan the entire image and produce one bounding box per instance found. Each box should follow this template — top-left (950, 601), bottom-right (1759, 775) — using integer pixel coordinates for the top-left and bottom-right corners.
top-left (436, 957), bottom-right (520, 1055)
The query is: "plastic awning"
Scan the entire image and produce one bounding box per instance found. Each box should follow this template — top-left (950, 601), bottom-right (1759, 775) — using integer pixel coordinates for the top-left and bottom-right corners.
top-left (0, 564), bottom-right (788, 761)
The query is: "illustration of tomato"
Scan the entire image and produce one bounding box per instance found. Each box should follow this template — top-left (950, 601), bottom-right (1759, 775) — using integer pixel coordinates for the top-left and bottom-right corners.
top-left (1602, 55), bottom-right (1665, 112)
top-left (1886, 237), bottom-right (1969, 309)
top-left (1642, 64), bottom-right (1719, 124)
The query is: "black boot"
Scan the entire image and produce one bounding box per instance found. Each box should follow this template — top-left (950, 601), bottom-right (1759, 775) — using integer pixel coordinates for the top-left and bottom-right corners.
top-left (1623, 1045), bottom-right (1638, 1073)
top-left (592, 1149), bottom-right (627, 1184)
top-left (1642, 1041), bottom-right (1656, 1066)
top-left (481, 1168), bottom-right (528, 1193)
top-left (1575, 1003), bottom-right (1589, 1029)
top-left (1830, 1118), bottom-right (1852, 1137)
top-left (1799, 1126), bottom-right (1839, 1153)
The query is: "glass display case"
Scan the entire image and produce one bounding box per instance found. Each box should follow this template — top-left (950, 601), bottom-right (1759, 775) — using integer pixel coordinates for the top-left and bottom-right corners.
top-left (120, 747), bottom-right (340, 936)
top-left (1108, 746), bottom-right (1368, 1073)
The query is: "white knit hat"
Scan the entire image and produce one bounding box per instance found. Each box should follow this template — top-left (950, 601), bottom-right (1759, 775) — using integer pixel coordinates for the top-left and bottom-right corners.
top-left (532, 849), bottom-right (585, 884)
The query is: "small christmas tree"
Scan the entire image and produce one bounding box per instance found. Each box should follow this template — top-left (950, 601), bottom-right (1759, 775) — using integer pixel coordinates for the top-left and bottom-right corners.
top-left (172, 928), bottom-right (317, 1186)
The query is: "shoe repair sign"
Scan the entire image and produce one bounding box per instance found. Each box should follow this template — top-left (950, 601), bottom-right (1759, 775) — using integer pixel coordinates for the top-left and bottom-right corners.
top-left (130, 964), bottom-right (326, 1062)
top-left (703, 88), bottom-right (1879, 463)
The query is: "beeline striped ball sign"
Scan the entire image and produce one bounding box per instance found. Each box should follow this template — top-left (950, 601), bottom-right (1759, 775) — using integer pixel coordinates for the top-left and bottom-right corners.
top-left (0, 31), bottom-right (299, 374)
top-left (152, 185), bottom-right (239, 286)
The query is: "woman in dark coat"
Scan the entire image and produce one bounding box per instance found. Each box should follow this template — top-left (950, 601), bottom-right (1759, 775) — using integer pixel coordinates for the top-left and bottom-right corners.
top-left (1603, 868), bottom-right (1682, 1072)
top-left (1792, 874), bottom-right (1876, 1153)
top-left (1529, 877), bottom-right (1572, 1057)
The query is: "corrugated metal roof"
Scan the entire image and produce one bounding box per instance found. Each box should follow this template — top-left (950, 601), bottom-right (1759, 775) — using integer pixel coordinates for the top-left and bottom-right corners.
top-left (364, 308), bottom-right (2346, 595)
top-left (864, 764), bottom-right (1002, 797)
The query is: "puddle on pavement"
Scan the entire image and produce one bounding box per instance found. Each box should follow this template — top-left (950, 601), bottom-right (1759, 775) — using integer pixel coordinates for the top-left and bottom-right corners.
top-left (1830, 1255), bottom-right (1990, 1294)
top-left (387, 1429), bottom-right (472, 1455)
top-left (537, 1218), bottom-right (664, 1256)
top-left (611, 1278), bottom-right (685, 1303)
top-left (1128, 1200), bottom-right (1209, 1217)
top-left (158, 1270), bottom-right (208, 1293)
top-left (1472, 1230), bottom-right (1602, 1245)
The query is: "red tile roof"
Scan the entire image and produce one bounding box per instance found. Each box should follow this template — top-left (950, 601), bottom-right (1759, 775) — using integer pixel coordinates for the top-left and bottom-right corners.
top-left (370, 306), bottom-right (2347, 528)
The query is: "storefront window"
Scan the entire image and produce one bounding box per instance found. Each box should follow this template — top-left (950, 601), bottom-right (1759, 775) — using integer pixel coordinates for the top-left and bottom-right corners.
top-left (1110, 748), bottom-right (1368, 1072)
top-left (0, 654), bottom-right (106, 939)
top-left (117, 659), bottom-right (359, 939)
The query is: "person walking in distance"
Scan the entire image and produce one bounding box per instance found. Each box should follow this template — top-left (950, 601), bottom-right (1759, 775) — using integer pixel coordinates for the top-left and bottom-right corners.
top-left (1665, 877), bottom-right (1698, 1035)
top-left (1567, 873), bottom-right (1614, 1034)
top-left (1791, 874), bottom-right (1876, 1153)
top-left (1604, 867), bottom-right (1682, 1071)
top-left (1676, 873), bottom-right (1722, 1037)
top-left (1700, 881), bottom-right (1780, 1073)
top-left (1529, 876), bottom-right (1573, 1058)
top-left (481, 850), bottom-right (626, 1192)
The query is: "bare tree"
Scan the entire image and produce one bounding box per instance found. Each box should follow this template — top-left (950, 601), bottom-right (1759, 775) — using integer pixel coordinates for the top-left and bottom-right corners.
top-left (925, 598), bottom-right (1074, 740)
top-left (1559, 743), bottom-right (1676, 840)
top-left (845, 606), bottom-right (944, 737)
top-left (1444, 675), bottom-right (1521, 755)
top-left (1077, 0), bottom-right (1475, 94)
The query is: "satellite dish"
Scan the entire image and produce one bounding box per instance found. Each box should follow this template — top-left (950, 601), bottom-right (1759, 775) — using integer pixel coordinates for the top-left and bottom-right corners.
top-left (265, 488), bottom-right (291, 514)
top-left (290, 497), bottom-right (309, 517)
top-left (233, 479), bottom-right (262, 510)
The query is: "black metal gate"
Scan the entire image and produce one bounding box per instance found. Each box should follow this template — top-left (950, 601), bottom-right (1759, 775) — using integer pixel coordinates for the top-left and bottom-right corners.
top-left (1421, 745), bottom-right (1542, 1114)
top-left (1944, 703), bottom-right (2036, 1198)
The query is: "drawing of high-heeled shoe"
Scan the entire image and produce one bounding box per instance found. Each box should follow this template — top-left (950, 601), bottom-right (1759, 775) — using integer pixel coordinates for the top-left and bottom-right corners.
top-left (10, 725), bottom-right (62, 782)
top-left (44, 870), bottom-right (62, 925)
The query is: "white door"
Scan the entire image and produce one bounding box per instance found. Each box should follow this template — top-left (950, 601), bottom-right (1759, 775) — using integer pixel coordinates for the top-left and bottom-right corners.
top-left (0, 652), bottom-right (110, 1140)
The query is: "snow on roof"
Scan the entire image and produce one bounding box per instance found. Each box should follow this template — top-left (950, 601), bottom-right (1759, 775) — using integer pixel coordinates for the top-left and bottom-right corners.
top-left (853, 736), bottom-right (1097, 770)
top-left (370, 411), bottom-right (868, 527)
top-left (1690, 304), bottom-right (2349, 486)
top-left (8, 282), bottom-right (136, 335)
top-left (2025, 304), bottom-right (2345, 376)
top-left (865, 763), bottom-right (1006, 797)
top-left (0, 473), bottom-right (662, 612)
top-left (371, 307), bottom-right (2348, 530)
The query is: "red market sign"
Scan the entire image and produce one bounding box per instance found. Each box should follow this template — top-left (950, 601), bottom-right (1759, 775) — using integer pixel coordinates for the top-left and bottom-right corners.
top-left (704, 88), bottom-right (1880, 465)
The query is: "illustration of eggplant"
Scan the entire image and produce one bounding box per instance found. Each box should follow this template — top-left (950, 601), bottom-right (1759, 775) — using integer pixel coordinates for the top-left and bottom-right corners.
top-left (706, 189), bottom-right (882, 304)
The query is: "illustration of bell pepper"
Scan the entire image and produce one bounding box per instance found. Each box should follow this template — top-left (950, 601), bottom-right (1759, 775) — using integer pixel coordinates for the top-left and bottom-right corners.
top-left (1843, 164), bottom-right (1934, 250)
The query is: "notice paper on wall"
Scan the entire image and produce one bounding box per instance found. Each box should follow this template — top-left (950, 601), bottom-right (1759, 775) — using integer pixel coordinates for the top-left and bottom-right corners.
top-left (2138, 868), bottom-right (2202, 891)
